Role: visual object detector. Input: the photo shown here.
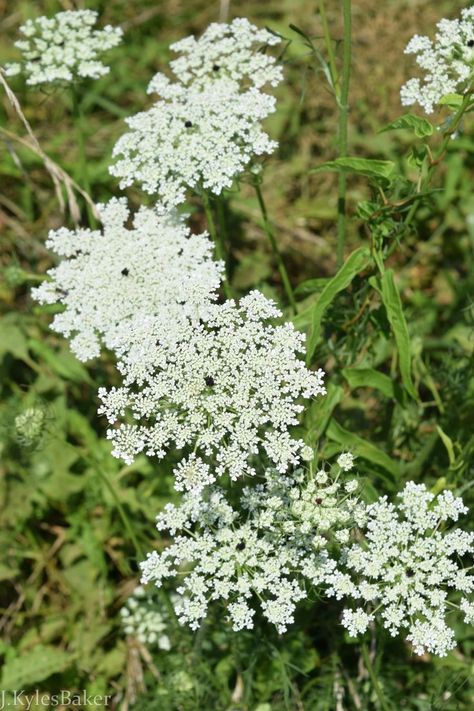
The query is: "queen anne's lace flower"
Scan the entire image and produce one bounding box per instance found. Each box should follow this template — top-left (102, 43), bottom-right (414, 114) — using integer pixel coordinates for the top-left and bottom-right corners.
top-left (337, 452), bottom-right (355, 472)
top-left (110, 78), bottom-right (277, 210)
top-left (98, 291), bottom-right (326, 474)
top-left (4, 10), bottom-right (122, 86)
top-left (333, 482), bottom-right (474, 657)
top-left (32, 198), bottom-right (223, 362)
top-left (400, 7), bottom-right (474, 114)
top-left (120, 586), bottom-right (174, 650)
top-left (140, 467), bottom-right (364, 632)
top-left (160, 17), bottom-right (282, 90)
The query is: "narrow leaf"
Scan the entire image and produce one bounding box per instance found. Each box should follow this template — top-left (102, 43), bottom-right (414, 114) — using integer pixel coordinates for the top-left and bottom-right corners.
top-left (380, 270), bottom-right (417, 400)
top-left (341, 367), bottom-right (395, 399)
top-left (326, 419), bottom-right (399, 481)
top-left (310, 157), bottom-right (397, 183)
top-left (306, 247), bottom-right (371, 363)
top-left (436, 426), bottom-right (456, 467)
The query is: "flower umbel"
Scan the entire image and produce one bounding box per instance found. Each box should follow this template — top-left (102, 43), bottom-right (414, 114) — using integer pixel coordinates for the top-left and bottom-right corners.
top-left (334, 482), bottom-right (474, 657)
top-left (99, 291), bottom-right (326, 475)
top-left (110, 78), bottom-right (278, 209)
top-left (5, 10), bottom-right (123, 86)
top-left (163, 17), bottom-right (283, 89)
top-left (400, 7), bottom-right (474, 114)
top-left (32, 198), bottom-right (223, 361)
top-left (140, 465), bottom-right (364, 632)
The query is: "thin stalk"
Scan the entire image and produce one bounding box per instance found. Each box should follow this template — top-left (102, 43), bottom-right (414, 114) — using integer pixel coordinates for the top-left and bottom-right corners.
top-left (361, 643), bottom-right (390, 711)
top-left (97, 468), bottom-right (144, 561)
top-left (317, 0), bottom-right (339, 92)
top-left (202, 191), bottom-right (233, 299)
top-left (71, 86), bottom-right (96, 228)
top-left (253, 179), bottom-right (297, 314)
top-left (336, 0), bottom-right (352, 267)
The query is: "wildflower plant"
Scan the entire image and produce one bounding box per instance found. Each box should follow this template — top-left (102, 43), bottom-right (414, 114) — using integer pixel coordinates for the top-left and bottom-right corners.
top-left (335, 483), bottom-right (474, 657)
top-left (401, 7), bottom-right (474, 114)
top-left (98, 291), bottom-right (326, 473)
top-left (110, 77), bottom-right (279, 210)
top-left (165, 17), bottom-right (283, 89)
top-left (32, 198), bottom-right (223, 361)
top-left (140, 463), bottom-right (366, 633)
top-left (8, 3), bottom-right (474, 705)
top-left (4, 10), bottom-right (122, 87)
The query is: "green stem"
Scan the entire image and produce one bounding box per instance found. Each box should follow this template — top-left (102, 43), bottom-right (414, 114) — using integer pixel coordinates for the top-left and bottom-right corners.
top-left (253, 179), bottom-right (297, 314)
top-left (71, 86), bottom-right (96, 228)
top-left (402, 89), bottom-right (473, 231)
top-left (336, 0), bottom-right (352, 268)
top-left (97, 468), bottom-right (144, 561)
top-left (361, 643), bottom-right (390, 711)
top-left (202, 191), bottom-right (232, 299)
top-left (317, 1), bottom-right (339, 92)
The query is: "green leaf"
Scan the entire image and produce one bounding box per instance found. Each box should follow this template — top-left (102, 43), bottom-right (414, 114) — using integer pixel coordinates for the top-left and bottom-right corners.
top-left (380, 270), bottom-right (417, 400)
top-left (326, 419), bottom-right (399, 481)
top-left (341, 367), bottom-right (396, 399)
top-left (380, 113), bottom-right (434, 138)
top-left (306, 247), bottom-right (372, 363)
top-left (436, 426), bottom-right (456, 467)
top-left (305, 383), bottom-right (344, 440)
top-left (294, 278), bottom-right (330, 296)
top-left (310, 157), bottom-right (397, 184)
top-left (0, 314), bottom-right (34, 366)
top-left (439, 93), bottom-right (464, 109)
top-left (28, 339), bottom-right (92, 384)
top-left (1, 645), bottom-right (73, 688)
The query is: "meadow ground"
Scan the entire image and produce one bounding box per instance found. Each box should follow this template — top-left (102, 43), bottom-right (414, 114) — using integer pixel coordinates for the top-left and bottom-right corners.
top-left (0, 1), bottom-right (473, 709)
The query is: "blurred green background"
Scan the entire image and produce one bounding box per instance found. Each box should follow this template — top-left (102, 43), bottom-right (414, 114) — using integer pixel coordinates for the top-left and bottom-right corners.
top-left (0, 0), bottom-right (473, 709)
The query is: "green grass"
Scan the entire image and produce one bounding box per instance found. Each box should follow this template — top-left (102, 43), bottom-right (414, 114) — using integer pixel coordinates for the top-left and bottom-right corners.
top-left (0, 0), bottom-right (473, 708)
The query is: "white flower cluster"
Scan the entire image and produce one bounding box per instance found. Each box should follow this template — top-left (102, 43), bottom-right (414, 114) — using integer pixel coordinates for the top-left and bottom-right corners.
top-left (110, 78), bottom-right (278, 210)
top-left (110, 18), bottom-right (282, 208)
top-left (165, 17), bottom-right (283, 89)
top-left (401, 7), bottom-right (474, 113)
top-left (333, 482), bottom-right (473, 657)
top-left (4, 10), bottom-right (122, 86)
top-left (120, 586), bottom-right (173, 650)
top-left (99, 290), bottom-right (326, 474)
top-left (32, 198), bottom-right (223, 362)
top-left (140, 467), bottom-right (365, 632)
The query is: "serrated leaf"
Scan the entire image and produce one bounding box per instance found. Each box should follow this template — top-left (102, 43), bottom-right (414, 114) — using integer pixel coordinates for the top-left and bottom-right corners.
top-left (326, 419), bottom-right (399, 482)
top-left (341, 367), bottom-right (396, 399)
top-left (306, 247), bottom-right (372, 363)
top-left (310, 157), bottom-right (397, 184)
top-left (1, 645), bottom-right (73, 688)
top-left (380, 270), bottom-right (417, 400)
top-left (380, 113), bottom-right (434, 138)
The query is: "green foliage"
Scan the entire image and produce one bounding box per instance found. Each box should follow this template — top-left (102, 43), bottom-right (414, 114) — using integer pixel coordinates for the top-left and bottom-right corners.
top-left (0, 0), bottom-right (473, 708)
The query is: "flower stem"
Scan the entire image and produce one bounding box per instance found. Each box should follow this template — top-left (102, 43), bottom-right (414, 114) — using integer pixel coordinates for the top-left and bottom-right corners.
top-left (318, 0), bottom-right (339, 92)
top-left (403, 88), bottom-right (473, 230)
top-left (202, 191), bottom-right (233, 299)
top-left (361, 643), bottom-right (391, 711)
top-left (71, 86), bottom-right (96, 228)
top-left (336, 0), bottom-right (352, 267)
top-left (253, 178), bottom-right (297, 314)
